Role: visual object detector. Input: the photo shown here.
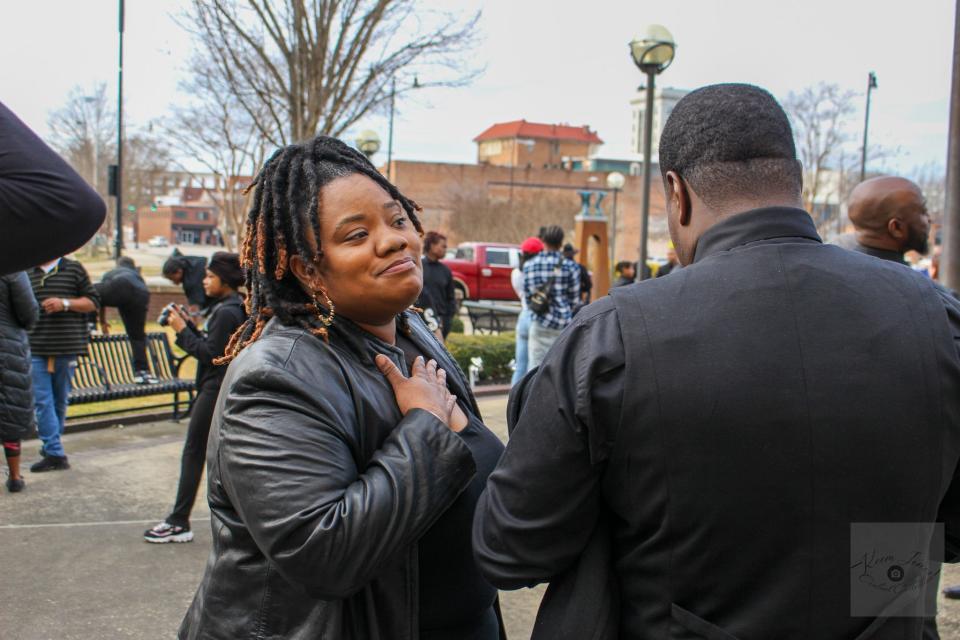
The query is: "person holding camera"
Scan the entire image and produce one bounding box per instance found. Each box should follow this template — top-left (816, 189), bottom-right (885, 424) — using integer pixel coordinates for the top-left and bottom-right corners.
top-left (144, 252), bottom-right (245, 543)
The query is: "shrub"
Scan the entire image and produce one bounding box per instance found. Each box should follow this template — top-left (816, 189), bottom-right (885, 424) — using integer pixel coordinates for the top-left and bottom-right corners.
top-left (446, 332), bottom-right (515, 384)
top-left (450, 315), bottom-right (465, 334)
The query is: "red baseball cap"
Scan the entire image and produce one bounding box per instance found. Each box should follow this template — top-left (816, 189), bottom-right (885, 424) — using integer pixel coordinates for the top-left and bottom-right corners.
top-left (520, 237), bottom-right (544, 254)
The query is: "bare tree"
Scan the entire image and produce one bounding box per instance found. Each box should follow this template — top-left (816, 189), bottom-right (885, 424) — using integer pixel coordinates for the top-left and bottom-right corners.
top-left (783, 83), bottom-right (857, 216)
top-left (445, 185), bottom-right (578, 246)
top-left (48, 84), bottom-right (173, 249)
top-left (163, 54), bottom-right (268, 250)
top-left (181, 0), bottom-right (481, 147)
top-left (48, 84), bottom-right (115, 200)
top-left (913, 162), bottom-right (947, 227)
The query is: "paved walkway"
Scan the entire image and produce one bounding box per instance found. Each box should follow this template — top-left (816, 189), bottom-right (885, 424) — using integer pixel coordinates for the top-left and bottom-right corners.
top-left (0, 394), bottom-right (545, 640)
top-left (4, 394), bottom-right (960, 638)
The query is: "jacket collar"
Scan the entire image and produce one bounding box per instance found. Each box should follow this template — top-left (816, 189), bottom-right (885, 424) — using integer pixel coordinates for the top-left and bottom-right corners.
top-left (693, 207), bottom-right (822, 264)
top-left (322, 310), bottom-right (480, 416)
top-left (852, 242), bottom-right (906, 265)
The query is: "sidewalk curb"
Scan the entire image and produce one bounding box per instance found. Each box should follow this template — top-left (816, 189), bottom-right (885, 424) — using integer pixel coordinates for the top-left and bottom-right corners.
top-left (25, 411), bottom-right (185, 440)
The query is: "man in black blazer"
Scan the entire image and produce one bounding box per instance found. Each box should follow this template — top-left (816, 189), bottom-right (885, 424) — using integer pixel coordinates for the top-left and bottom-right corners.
top-left (473, 84), bottom-right (960, 639)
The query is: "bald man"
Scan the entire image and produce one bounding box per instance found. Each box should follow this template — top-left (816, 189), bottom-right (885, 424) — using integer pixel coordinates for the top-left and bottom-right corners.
top-left (848, 177), bottom-right (947, 638)
top-left (848, 176), bottom-right (931, 264)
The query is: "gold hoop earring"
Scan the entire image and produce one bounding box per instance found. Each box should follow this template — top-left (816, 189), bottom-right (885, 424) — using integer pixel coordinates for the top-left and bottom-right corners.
top-left (313, 289), bottom-right (335, 326)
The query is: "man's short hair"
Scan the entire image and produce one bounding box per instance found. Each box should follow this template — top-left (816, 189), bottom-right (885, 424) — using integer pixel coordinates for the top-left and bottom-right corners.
top-left (162, 256), bottom-right (186, 277)
top-left (423, 231), bottom-right (447, 253)
top-left (615, 260), bottom-right (634, 273)
top-left (659, 83), bottom-right (802, 207)
top-left (116, 256), bottom-right (136, 270)
top-left (540, 225), bottom-right (564, 248)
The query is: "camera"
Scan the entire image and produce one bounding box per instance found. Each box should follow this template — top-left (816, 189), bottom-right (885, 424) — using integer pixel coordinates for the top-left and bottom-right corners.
top-left (158, 303), bottom-right (188, 327)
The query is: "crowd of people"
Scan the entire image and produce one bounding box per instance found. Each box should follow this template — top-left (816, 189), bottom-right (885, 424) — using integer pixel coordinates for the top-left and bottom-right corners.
top-left (2, 80), bottom-right (960, 639)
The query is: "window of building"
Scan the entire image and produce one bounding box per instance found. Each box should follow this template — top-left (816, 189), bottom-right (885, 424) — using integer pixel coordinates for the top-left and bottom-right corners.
top-left (479, 140), bottom-right (502, 157)
top-left (174, 210), bottom-right (188, 219)
top-left (197, 210), bottom-right (210, 221)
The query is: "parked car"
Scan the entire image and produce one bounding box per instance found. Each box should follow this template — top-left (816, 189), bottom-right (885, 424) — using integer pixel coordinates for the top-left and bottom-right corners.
top-left (147, 236), bottom-right (170, 248)
top-left (442, 242), bottom-right (521, 309)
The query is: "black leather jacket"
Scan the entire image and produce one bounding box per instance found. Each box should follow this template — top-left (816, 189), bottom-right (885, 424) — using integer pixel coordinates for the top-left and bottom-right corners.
top-left (180, 311), bottom-right (483, 640)
top-left (0, 271), bottom-right (38, 441)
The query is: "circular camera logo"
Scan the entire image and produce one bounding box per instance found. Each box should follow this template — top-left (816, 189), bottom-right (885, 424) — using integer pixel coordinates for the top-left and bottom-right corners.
top-left (887, 565), bottom-right (905, 582)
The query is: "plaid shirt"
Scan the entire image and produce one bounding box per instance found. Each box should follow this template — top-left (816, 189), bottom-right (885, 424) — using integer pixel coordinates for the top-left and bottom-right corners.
top-left (523, 251), bottom-right (581, 330)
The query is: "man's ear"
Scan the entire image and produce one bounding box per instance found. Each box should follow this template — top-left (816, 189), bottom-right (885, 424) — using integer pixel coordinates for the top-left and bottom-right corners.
top-left (887, 218), bottom-right (907, 241)
top-left (665, 171), bottom-right (692, 226)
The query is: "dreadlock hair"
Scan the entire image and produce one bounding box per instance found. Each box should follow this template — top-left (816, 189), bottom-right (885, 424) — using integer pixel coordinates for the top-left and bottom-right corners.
top-left (216, 136), bottom-right (424, 365)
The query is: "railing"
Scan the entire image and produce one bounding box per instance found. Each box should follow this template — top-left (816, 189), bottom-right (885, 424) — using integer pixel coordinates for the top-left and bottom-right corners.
top-left (462, 300), bottom-right (521, 335)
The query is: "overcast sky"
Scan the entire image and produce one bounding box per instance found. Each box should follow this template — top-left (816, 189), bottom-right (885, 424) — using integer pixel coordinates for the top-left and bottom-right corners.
top-left (1, 0), bottom-right (955, 175)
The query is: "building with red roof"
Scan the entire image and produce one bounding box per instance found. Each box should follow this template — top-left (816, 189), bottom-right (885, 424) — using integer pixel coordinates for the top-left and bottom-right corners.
top-left (473, 119), bottom-right (603, 169)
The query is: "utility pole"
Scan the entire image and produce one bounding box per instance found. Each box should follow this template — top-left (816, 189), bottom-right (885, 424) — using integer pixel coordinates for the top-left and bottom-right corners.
top-left (859, 72), bottom-right (877, 183)
top-left (114, 0), bottom-right (125, 258)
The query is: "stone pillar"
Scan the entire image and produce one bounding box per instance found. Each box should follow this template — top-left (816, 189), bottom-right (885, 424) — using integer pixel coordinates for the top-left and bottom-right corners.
top-left (574, 215), bottom-right (611, 299)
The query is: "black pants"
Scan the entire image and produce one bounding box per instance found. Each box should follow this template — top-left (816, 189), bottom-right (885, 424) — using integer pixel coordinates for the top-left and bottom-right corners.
top-left (118, 293), bottom-right (149, 372)
top-left (167, 383), bottom-right (219, 527)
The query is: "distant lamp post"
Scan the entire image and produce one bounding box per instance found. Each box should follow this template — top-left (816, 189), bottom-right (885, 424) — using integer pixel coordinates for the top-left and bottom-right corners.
top-left (860, 71), bottom-right (878, 182)
top-left (356, 130), bottom-right (382, 160)
top-left (606, 171), bottom-right (626, 262)
top-left (629, 24), bottom-right (676, 280)
top-left (386, 75), bottom-right (421, 181)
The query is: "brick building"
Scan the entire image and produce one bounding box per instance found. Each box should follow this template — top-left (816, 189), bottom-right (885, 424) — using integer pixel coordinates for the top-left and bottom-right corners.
top-left (473, 120), bottom-right (603, 170)
top-left (389, 160), bottom-right (668, 264)
top-left (136, 187), bottom-right (222, 246)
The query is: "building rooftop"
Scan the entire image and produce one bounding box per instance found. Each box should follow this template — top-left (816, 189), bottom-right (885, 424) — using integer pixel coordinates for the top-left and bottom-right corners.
top-left (474, 119), bottom-right (603, 144)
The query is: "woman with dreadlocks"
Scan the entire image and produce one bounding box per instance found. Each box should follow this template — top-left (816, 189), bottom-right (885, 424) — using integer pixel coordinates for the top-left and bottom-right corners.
top-left (179, 137), bottom-right (505, 640)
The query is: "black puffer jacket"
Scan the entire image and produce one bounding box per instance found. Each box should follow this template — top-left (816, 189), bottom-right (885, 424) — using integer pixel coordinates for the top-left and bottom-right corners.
top-left (180, 311), bottom-right (493, 640)
top-left (0, 271), bottom-right (38, 441)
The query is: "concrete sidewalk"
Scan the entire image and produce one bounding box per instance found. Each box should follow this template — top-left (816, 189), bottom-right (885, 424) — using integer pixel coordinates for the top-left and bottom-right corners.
top-left (5, 395), bottom-right (960, 639)
top-left (0, 395), bottom-right (545, 640)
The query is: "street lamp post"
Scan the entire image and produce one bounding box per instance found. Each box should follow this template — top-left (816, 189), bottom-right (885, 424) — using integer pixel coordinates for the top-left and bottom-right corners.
top-left (606, 171), bottom-right (625, 263)
top-left (630, 25), bottom-right (676, 281)
top-left (386, 75), bottom-right (420, 181)
top-left (115, 0), bottom-right (125, 259)
top-left (860, 71), bottom-right (878, 183)
top-left (356, 130), bottom-right (382, 160)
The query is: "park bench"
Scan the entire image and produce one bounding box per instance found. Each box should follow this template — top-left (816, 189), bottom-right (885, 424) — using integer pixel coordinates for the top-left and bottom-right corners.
top-left (69, 332), bottom-right (195, 420)
top-left (462, 300), bottom-right (520, 335)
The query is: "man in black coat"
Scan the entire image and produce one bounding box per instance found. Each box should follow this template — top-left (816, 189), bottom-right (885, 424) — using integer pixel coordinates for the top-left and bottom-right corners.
top-left (474, 84), bottom-right (960, 639)
top-left (848, 176), bottom-right (931, 265)
top-left (415, 231), bottom-right (456, 339)
top-left (95, 256), bottom-right (152, 381)
top-left (0, 101), bottom-right (105, 276)
top-left (162, 250), bottom-right (213, 314)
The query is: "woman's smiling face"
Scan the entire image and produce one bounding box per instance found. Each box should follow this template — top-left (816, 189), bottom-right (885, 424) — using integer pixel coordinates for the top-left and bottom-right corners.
top-left (308, 172), bottom-right (423, 326)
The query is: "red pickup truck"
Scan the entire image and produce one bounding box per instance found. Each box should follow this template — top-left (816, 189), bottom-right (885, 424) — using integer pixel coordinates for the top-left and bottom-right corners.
top-left (442, 242), bottom-right (521, 307)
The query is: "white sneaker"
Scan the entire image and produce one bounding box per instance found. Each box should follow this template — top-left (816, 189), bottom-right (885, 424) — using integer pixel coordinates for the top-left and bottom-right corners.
top-left (143, 521), bottom-right (193, 543)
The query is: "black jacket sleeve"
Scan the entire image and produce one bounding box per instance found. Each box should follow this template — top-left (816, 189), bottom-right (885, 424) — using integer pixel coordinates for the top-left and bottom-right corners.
top-left (0, 102), bottom-right (106, 276)
top-left (217, 360), bottom-right (477, 598)
top-left (473, 300), bottom-right (625, 589)
top-left (935, 289), bottom-right (960, 561)
top-left (175, 303), bottom-right (241, 367)
top-left (7, 271), bottom-right (39, 332)
top-left (444, 267), bottom-right (456, 321)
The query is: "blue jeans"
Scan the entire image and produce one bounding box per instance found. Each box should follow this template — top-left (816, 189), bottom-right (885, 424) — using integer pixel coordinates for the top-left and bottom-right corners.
top-left (31, 355), bottom-right (75, 458)
top-left (528, 322), bottom-right (563, 370)
top-left (511, 309), bottom-right (533, 386)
